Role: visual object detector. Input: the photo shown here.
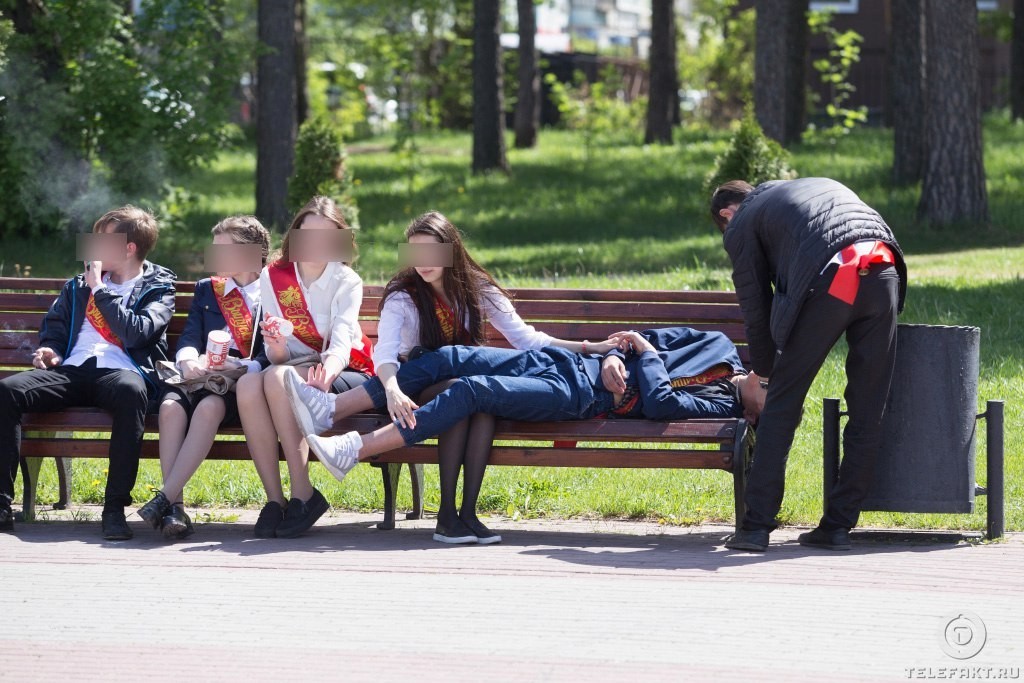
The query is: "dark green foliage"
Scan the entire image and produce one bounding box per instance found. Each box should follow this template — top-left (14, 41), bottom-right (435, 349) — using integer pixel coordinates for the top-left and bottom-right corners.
top-left (705, 111), bottom-right (798, 192)
top-left (0, 0), bottom-right (252, 238)
top-left (288, 117), bottom-right (359, 229)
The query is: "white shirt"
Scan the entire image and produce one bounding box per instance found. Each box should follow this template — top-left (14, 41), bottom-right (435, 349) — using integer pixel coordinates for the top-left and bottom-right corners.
top-left (259, 261), bottom-right (365, 367)
top-left (373, 286), bottom-right (555, 369)
top-left (176, 277), bottom-right (262, 374)
top-left (63, 272), bottom-right (142, 374)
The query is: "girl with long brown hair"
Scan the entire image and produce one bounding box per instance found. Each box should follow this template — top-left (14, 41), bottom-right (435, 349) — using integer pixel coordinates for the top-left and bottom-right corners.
top-left (236, 196), bottom-right (374, 539)
top-left (297, 210), bottom-right (615, 544)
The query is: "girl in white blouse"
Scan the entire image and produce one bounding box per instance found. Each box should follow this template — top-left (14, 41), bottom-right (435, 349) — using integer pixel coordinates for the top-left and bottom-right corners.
top-left (376, 211), bottom-right (615, 544)
top-left (237, 196), bottom-right (373, 539)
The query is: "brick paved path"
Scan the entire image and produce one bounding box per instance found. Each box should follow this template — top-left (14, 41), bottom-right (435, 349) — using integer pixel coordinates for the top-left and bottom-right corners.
top-left (1, 509), bottom-right (1021, 682)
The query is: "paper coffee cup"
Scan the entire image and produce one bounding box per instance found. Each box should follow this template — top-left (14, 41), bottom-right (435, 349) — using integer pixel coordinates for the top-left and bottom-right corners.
top-left (206, 329), bottom-right (231, 368)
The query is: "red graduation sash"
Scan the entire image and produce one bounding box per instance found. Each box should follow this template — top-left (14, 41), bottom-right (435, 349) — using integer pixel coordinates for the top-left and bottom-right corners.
top-left (433, 292), bottom-right (471, 345)
top-left (211, 277), bottom-right (255, 356)
top-left (827, 241), bottom-right (895, 305)
top-left (85, 294), bottom-right (123, 348)
top-left (267, 261), bottom-right (375, 375)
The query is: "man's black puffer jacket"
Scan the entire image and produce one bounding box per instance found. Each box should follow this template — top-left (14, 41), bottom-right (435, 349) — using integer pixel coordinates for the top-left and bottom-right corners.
top-left (722, 177), bottom-right (907, 377)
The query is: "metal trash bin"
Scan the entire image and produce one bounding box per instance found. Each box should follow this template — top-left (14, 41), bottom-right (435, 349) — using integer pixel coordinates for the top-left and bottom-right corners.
top-left (822, 323), bottom-right (1005, 538)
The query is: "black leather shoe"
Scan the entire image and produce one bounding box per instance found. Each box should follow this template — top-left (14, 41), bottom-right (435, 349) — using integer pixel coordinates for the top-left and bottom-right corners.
top-left (0, 503), bottom-right (14, 532)
top-left (725, 528), bottom-right (770, 552)
top-left (798, 526), bottom-right (852, 551)
top-left (276, 489), bottom-right (329, 538)
top-left (137, 491), bottom-right (172, 530)
top-left (432, 518), bottom-right (479, 544)
top-left (459, 513), bottom-right (501, 545)
top-left (102, 510), bottom-right (133, 540)
top-left (254, 501), bottom-right (285, 538)
top-left (162, 504), bottom-right (194, 540)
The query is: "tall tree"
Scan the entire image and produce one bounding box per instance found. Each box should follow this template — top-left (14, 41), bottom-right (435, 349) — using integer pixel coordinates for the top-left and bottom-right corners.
top-left (918, 0), bottom-right (988, 225)
top-left (890, 0), bottom-right (926, 185)
top-left (471, 0), bottom-right (508, 173)
top-left (754, 0), bottom-right (809, 146)
top-left (645, 0), bottom-right (680, 144)
top-left (1013, 0), bottom-right (1023, 121)
top-left (295, 0), bottom-right (309, 126)
top-left (256, 0), bottom-right (297, 231)
top-left (513, 0), bottom-right (539, 149)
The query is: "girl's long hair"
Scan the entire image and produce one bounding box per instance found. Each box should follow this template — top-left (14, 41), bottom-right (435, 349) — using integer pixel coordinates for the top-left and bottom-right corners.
top-left (381, 211), bottom-right (510, 350)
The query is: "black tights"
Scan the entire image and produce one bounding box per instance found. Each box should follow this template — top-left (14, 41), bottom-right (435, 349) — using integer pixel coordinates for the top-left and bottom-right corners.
top-left (418, 381), bottom-right (496, 527)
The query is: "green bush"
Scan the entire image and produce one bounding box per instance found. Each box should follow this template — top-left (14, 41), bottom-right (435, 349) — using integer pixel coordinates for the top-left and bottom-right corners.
top-left (288, 118), bottom-right (360, 229)
top-left (705, 112), bottom-right (798, 193)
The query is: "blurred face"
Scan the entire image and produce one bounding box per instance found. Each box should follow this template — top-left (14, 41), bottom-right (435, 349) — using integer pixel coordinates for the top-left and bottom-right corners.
top-left (205, 232), bottom-right (263, 280)
top-left (79, 223), bottom-right (136, 268)
top-left (288, 214), bottom-right (353, 264)
top-left (405, 233), bottom-right (449, 286)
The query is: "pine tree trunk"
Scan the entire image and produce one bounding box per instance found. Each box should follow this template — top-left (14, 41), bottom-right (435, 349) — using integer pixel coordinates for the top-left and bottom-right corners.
top-left (472, 0), bottom-right (508, 173)
top-left (256, 0), bottom-right (297, 231)
top-left (644, 0), bottom-right (679, 144)
top-left (1013, 0), bottom-right (1024, 121)
top-left (295, 0), bottom-right (309, 126)
top-left (754, 0), bottom-right (809, 146)
top-left (917, 0), bottom-right (989, 225)
top-left (513, 0), bottom-right (539, 149)
top-left (890, 0), bottom-right (926, 185)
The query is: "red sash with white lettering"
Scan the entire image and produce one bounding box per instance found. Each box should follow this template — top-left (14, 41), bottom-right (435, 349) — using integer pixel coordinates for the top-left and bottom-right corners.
top-left (85, 294), bottom-right (123, 348)
top-left (211, 277), bottom-right (255, 356)
top-left (433, 292), bottom-right (471, 345)
top-left (267, 261), bottom-right (375, 375)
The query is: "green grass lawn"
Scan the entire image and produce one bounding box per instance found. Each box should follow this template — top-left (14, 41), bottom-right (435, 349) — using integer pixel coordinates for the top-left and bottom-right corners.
top-left (15, 118), bottom-right (1024, 531)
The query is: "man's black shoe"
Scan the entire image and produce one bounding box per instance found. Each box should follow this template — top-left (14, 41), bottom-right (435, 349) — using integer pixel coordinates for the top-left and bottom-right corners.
top-left (0, 503), bottom-right (14, 532)
top-left (254, 501), bottom-right (285, 538)
top-left (102, 510), bottom-right (133, 541)
top-left (798, 526), bottom-right (851, 551)
top-left (162, 504), bottom-right (194, 540)
top-left (276, 489), bottom-right (329, 538)
top-left (725, 528), bottom-right (770, 552)
top-left (137, 491), bottom-right (172, 530)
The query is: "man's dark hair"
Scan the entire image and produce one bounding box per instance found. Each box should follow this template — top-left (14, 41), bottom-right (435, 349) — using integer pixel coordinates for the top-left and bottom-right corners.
top-left (710, 180), bottom-right (754, 231)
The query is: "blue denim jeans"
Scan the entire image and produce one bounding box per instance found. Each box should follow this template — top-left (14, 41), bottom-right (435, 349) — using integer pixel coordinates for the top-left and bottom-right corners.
top-left (362, 345), bottom-right (614, 445)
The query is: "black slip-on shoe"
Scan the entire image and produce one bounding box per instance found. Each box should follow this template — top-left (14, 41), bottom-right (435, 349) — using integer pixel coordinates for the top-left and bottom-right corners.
top-left (0, 504), bottom-right (14, 532)
top-left (432, 518), bottom-right (479, 545)
top-left (725, 528), bottom-right (770, 552)
top-left (254, 501), bottom-right (285, 538)
top-left (276, 489), bottom-right (330, 538)
top-left (137, 491), bottom-right (172, 530)
top-left (162, 504), bottom-right (195, 540)
top-left (798, 526), bottom-right (852, 551)
top-left (459, 514), bottom-right (501, 545)
top-left (102, 510), bottom-right (133, 541)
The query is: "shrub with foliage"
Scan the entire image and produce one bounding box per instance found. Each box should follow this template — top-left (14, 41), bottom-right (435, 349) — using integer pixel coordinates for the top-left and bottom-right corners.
top-left (0, 0), bottom-right (252, 238)
top-left (803, 10), bottom-right (868, 149)
top-left (544, 67), bottom-right (647, 160)
top-left (288, 118), bottom-right (360, 230)
top-left (705, 111), bottom-right (798, 192)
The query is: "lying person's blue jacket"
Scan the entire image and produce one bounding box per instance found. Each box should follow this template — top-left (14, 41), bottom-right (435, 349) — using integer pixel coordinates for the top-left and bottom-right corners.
top-left (602, 326), bottom-right (746, 420)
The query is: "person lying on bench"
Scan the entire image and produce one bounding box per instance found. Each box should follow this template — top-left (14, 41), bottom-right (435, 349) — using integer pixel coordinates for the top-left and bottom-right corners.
top-left (0, 207), bottom-right (176, 540)
top-left (284, 326), bottom-right (766, 485)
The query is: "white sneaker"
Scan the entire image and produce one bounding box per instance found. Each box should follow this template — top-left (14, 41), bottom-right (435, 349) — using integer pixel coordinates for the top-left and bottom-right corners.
top-left (285, 368), bottom-right (334, 436)
top-left (307, 431), bottom-right (362, 482)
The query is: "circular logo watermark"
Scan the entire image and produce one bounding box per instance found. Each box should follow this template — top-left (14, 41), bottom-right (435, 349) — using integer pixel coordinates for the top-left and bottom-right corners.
top-left (941, 612), bottom-right (987, 660)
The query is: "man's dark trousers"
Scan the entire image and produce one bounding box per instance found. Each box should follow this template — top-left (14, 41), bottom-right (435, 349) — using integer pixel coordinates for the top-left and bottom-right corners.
top-left (742, 263), bottom-right (900, 532)
top-left (0, 358), bottom-right (149, 510)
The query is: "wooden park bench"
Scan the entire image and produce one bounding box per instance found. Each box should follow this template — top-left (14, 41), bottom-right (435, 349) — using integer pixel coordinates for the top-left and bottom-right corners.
top-left (0, 277), bottom-right (755, 532)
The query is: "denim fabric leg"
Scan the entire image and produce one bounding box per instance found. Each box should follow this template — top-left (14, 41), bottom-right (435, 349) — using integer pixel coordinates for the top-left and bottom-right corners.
top-left (396, 369), bottom-right (584, 445)
top-left (394, 346), bottom-right (561, 399)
